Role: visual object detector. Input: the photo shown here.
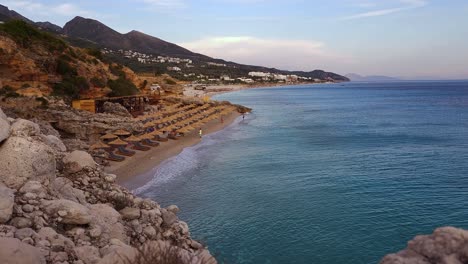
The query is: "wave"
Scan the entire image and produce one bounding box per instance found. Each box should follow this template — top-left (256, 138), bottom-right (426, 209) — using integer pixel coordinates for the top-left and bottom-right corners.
top-left (133, 114), bottom-right (248, 195)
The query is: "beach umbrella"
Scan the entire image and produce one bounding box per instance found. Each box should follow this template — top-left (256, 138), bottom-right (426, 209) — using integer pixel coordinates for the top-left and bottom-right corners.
top-left (108, 138), bottom-right (128, 146)
top-left (139, 133), bottom-right (155, 140)
top-left (100, 133), bottom-right (118, 140)
top-left (143, 122), bottom-right (155, 128)
top-left (90, 141), bottom-right (111, 150)
top-left (125, 135), bottom-right (141, 142)
top-left (114, 129), bottom-right (131, 136)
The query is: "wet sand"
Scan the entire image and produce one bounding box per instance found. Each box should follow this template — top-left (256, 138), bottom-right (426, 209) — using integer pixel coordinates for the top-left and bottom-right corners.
top-left (105, 112), bottom-right (241, 188)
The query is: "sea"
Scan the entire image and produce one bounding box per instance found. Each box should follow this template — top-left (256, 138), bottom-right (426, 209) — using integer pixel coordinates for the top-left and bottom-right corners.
top-left (135, 81), bottom-right (468, 264)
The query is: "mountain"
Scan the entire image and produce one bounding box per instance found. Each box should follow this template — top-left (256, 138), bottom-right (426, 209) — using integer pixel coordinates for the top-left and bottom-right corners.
top-left (346, 73), bottom-right (400, 82)
top-left (63, 16), bottom-right (210, 60)
top-left (0, 4), bottom-right (349, 82)
top-left (35, 21), bottom-right (63, 33)
top-left (0, 4), bottom-right (33, 23)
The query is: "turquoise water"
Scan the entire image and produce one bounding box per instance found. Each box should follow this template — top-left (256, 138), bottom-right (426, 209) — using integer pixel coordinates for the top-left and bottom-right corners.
top-left (136, 81), bottom-right (468, 264)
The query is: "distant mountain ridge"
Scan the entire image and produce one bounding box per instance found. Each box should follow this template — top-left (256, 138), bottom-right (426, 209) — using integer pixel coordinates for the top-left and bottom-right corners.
top-left (346, 73), bottom-right (400, 82)
top-left (0, 4), bottom-right (349, 82)
top-left (62, 16), bottom-right (211, 61)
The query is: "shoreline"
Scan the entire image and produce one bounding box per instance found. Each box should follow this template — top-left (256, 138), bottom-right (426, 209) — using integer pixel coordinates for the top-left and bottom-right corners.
top-left (106, 111), bottom-right (241, 189)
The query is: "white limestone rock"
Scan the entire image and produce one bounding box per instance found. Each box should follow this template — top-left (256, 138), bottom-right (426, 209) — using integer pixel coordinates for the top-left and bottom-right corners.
top-left (0, 237), bottom-right (46, 264)
top-left (0, 183), bottom-right (15, 224)
top-left (63, 150), bottom-right (97, 174)
top-left (41, 199), bottom-right (92, 225)
top-left (0, 136), bottom-right (56, 189)
top-left (10, 118), bottom-right (41, 137)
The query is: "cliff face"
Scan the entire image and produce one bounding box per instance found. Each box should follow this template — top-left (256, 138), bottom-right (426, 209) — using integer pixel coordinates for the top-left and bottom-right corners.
top-left (0, 107), bottom-right (216, 264)
top-left (0, 20), bottom-right (143, 99)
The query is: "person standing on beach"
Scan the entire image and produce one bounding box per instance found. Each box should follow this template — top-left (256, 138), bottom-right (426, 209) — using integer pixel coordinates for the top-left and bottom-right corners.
top-left (199, 128), bottom-right (203, 138)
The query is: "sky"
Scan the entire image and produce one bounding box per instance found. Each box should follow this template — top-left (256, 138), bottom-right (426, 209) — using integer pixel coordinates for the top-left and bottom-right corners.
top-left (2, 0), bottom-right (468, 79)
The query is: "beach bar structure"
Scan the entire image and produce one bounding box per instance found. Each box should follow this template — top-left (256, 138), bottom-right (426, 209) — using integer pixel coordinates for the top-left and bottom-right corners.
top-left (72, 95), bottom-right (160, 116)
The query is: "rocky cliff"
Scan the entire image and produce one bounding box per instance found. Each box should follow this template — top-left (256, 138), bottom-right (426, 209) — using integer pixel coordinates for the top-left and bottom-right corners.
top-left (0, 107), bottom-right (216, 264)
top-left (380, 227), bottom-right (468, 264)
top-left (0, 20), bottom-right (146, 99)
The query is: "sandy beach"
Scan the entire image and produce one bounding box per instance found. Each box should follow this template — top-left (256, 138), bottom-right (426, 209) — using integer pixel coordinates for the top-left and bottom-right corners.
top-left (105, 111), bottom-right (241, 188)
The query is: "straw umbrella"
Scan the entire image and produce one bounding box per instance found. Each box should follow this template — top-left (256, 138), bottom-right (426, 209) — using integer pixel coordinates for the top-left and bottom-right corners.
top-left (108, 138), bottom-right (128, 146)
top-left (125, 135), bottom-right (141, 142)
top-left (114, 129), bottom-right (131, 136)
top-left (90, 141), bottom-right (111, 150)
top-left (100, 133), bottom-right (118, 140)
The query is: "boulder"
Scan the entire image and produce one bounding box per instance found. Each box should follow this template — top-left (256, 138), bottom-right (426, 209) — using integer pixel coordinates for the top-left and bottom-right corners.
top-left (10, 217), bottom-right (33, 228)
top-left (63, 150), bottom-right (97, 174)
top-left (161, 209), bottom-right (178, 227)
top-left (19, 181), bottom-right (46, 195)
top-left (74, 245), bottom-right (101, 264)
top-left (10, 119), bottom-right (41, 137)
top-left (89, 204), bottom-right (127, 243)
top-left (0, 136), bottom-right (56, 189)
top-left (0, 107), bottom-right (7, 121)
top-left (0, 183), bottom-right (14, 223)
top-left (52, 177), bottom-right (87, 205)
top-left (41, 199), bottom-right (92, 225)
top-left (0, 115), bottom-right (10, 143)
top-left (119, 207), bottom-right (141, 220)
top-left (41, 134), bottom-right (67, 152)
top-left (0, 237), bottom-right (46, 264)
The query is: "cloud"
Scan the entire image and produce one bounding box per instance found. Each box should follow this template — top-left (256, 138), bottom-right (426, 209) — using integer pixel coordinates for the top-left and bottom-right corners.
top-left (2, 0), bottom-right (92, 17)
top-left (343, 0), bottom-right (427, 20)
top-left (140, 0), bottom-right (186, 9)
top-left (179, 36), bottom-right (352, 71)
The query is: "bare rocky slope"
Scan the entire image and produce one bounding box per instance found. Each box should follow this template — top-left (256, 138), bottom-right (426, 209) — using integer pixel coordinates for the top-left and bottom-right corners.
top-left (0, 107), bottom-right (216, 264)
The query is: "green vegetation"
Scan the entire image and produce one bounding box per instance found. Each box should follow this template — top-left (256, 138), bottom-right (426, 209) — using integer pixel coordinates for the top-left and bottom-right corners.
top-left (52, 76), bottom-right (89, 99)
top-left (0, 20), bottom-right (66, 51)
top-left (35, 97), bottom-right (49, 108)
top-left (86, 48), bottom-right (103, 61)
top-left (90, 77), bottom-right (106, 87)
top-left (56, 58), bottom-right (78, 76)
top-left (0, 85), bottom-right (21, 98)
top-left (165, 79), bottom-right (177, 85)
top-left (21, 83), bottom-right (31, 89)
top-left (108, 77), bottom-right (139, 97)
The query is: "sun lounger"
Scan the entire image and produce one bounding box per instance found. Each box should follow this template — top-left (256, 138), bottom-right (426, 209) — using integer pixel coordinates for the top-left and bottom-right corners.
top-left (105, 151), bottom-right (125, 162)
top-left (131, 142), bottom-right (151, 151)
top-left (116, 146), bottom-right (136, 156)
top-left (142, 138), bottom-right (160, 147)
top-left (156, 135), bottom-right (169, 142)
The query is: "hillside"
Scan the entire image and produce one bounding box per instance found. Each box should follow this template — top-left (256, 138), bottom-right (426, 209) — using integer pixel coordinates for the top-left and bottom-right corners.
top-left (0, 20), bottom-right (146, 99)
top-left (62, 16), bottom-right (348, 82)
top-left (63, 16), bottom-right (210, 61)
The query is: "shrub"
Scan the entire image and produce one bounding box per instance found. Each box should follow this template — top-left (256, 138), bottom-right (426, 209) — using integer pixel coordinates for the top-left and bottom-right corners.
top-left (0, 85), bottom-right (15, 95)
top-left (121, 242), bottom-right (201, 264)
top-left (90, 77), bottom-right (106, 87)
top-left (56, 58), bottom-right (77, 76)
top-left (0, 20), bottom-right (66, 51)
top-left (52, 76), bottom-right (89, 99)
top-left (35, 97), bottom-right (49, 108)
top-left (109, 64), bottom-right (125, 77)
top-left (165, 79), bottom-right (177, 85)
top-left (86, 48), bottom-right (103, 61)
top-left (108, 77), bottom-right (139, 97)
top-left (21, 83), bottom-right (31, 89)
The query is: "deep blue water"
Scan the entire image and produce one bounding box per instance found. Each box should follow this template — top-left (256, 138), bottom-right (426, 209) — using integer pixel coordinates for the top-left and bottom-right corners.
top-left (136, 81), bottom-right (468, 264)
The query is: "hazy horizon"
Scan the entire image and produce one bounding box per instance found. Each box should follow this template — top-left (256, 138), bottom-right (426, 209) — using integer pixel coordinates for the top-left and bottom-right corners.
top-left (3, 0), bottom-right (467, 79)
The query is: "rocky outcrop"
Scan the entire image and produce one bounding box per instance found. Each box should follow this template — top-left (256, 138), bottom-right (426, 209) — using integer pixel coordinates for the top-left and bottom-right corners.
top-left (381, 227), bottom-right (468, 264)
top-left (0, 113), bottom-right (215, 264)
top-left (102, 102), bottom-right (132, 118)
top-left (0, 237), bottom-right (46, 264)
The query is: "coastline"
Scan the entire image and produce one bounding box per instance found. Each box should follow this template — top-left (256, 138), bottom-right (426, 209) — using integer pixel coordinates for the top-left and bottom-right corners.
top-left (106, 111), bottom-right (241, 189)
